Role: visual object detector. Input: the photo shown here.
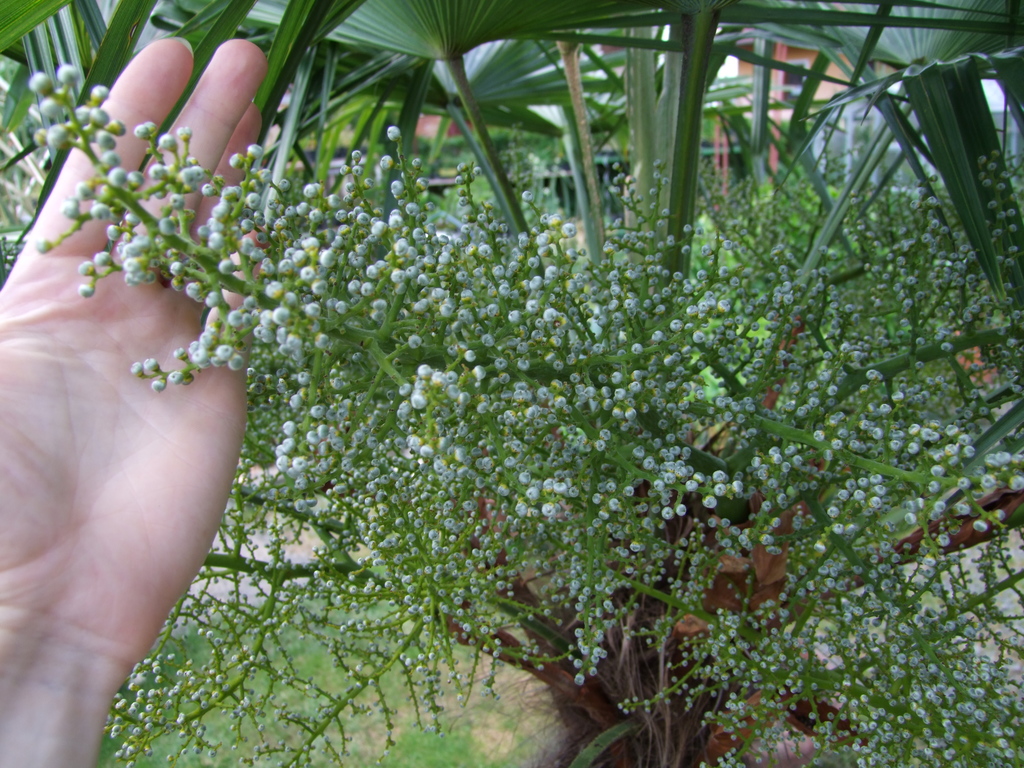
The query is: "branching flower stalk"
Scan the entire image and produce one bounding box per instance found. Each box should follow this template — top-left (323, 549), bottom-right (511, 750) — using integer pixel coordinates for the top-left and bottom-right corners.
top-left (32, 72), bottom-right (1024, 768)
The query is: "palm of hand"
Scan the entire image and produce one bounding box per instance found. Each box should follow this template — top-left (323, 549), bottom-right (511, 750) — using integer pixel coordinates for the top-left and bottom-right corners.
top-left (0, 39), bottom-right (265, 672)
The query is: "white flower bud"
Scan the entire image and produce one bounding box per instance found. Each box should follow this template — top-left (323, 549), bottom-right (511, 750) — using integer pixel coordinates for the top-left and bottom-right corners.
top-left (57, 64), bottom-right (80, 86)
top-left (40, 98), bottom-right (64, 119)
top-left (28, 73), bottom-right (53, 95)
top-left (45, 124), bottom-right (71, 149)
top-left (134, 122), bottom-right (157, 139)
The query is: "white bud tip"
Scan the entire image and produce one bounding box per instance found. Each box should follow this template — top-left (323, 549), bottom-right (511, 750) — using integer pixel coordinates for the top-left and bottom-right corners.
top-left (28, 73), bottom-right (53, 94)
top-left (57, 64), bottom-right (81, 86)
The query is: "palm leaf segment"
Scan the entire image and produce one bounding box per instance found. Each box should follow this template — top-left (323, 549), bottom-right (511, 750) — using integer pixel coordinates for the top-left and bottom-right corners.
top-left (333, 0), bottom-right (641, 59)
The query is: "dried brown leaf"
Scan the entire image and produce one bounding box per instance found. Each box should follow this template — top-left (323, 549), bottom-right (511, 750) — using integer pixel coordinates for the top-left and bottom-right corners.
top-left (672, 614), bottom-right (710, 641)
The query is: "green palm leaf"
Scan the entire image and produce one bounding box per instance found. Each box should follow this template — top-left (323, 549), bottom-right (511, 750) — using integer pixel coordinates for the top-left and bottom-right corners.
top-left (332, 0), bottom-right (640, 59)
top-left (74, 0), bottom-right (107, 50)
top-left (255, 0), bottom-right (369, 134)
top-left (621, 0), bottom-right (741, 13)
top-left (0, 0), bottom-right (71, 55)
top-left (430, 39), bottom-right (576, 110)
top-left (722, 0), bottom-right (1019, 36)
top-left (857, 0), bottom-right (1020, 64)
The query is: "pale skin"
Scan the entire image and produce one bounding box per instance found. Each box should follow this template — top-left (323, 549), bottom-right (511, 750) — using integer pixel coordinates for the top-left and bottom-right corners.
top-left (0, 39), bottom-right (267, 766)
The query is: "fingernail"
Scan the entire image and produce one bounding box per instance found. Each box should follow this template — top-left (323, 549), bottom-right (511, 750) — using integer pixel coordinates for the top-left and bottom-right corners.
top-left (170, 36), bottom-right (193, 56)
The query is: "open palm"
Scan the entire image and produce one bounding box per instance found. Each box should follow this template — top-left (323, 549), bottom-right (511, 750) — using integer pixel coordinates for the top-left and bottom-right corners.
top-left (0, 39), bottom-right (265, 675)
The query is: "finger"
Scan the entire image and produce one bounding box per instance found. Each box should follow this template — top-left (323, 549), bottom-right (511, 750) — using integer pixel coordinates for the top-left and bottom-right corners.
top-left (217, 103), bottom-right (263, 185)
top-left (196, 102), bottom-right (263, 317)
top-left (171, 40), bottom-right (267, 214)
top-left (193, 101), bottom-right (262, 233)
top-left (33, 39), bottom-right (196, 253)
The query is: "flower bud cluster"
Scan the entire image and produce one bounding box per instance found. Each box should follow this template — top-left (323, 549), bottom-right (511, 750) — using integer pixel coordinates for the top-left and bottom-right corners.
top-left (48, 109), bottom-right (1023, 765)
top-left (40, 82), bottom-right (276, 387)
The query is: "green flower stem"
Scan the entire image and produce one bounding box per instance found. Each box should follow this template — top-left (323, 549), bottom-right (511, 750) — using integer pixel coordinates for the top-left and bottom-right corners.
top-left (356, 618), bottom-right (424, 684)
top-left (745, 410), bottom-right (945, 488)
top-left (105, 186), bottom-right (227, 283)
top-left (64, 107), bottom-right (102, 168)
top-left (802, 491), bottom-right (976, 710)
top-left (786, 592), bottom-right (821, 641)
top-left (313, 533), bottom-right (365, 578)
top-left (367, 339), bottom-right (406, 385)
top-left (707, 356), bottom-right (747, 395)
top-left (105, 187), bottom-right (160, 231)
top-left (301, 349), bottom-right (325, 433)
top-left (282, 505), bottom-right (358, 548)
top-left (151, 598), bottom-right (188, 661)
top-left (802, 492), bottom-right (873, 571)
top-left (800, 671), bottom-right (885, 710)
top-left (495, 602), bottom-right (572, 656)
top-left (46, 215), bottom-right (88, 251)
top-left (181, 571), bottom-right (285, 721)
top-left (202, 552), bottom-right (315, 581)
top-left (292, 616), bottom-right (425, 756)
top-left (101, 187), bottom-right (255, 308)
top-left (565, 293), bottom-right (598, 345)
top-left (963, 567), bottom-right (1024, 613)
top-left (582, 470), bottom-right (604, 643)
top-left (329, 322), bottom-right (377, 343)
top-left (834, 327), bottom-right (1009, 403)
top-left (352, 364), bottom-right (388, 430)
top-left (379, 288), bottom-right (407, 340)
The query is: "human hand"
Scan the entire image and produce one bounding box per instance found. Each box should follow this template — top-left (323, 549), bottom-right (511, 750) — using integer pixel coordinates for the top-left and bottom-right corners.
top-left (0, 38), bottom-right (266, 766)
